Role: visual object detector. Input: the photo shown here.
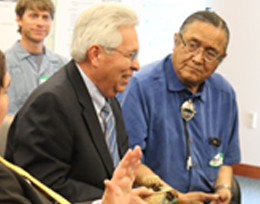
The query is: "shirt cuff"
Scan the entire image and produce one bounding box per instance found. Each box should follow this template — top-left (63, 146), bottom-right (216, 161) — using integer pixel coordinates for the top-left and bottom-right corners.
top-left (92, 199), bottom-right (102, 204)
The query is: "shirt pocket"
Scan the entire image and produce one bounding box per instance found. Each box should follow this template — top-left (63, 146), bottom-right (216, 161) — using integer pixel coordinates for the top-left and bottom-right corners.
top-left (206, 144), bottom-right (224, 181)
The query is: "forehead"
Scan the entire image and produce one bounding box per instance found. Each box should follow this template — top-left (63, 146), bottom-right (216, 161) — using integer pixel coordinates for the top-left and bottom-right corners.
top-left (24, 7), bottom-right (51, 14)
top-left (182, 21), bottom-right (227, 52)
top-left (22, 3), bottom-right (51, 15)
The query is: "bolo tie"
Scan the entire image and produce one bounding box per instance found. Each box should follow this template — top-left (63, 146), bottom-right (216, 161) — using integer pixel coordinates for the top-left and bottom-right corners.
top-left (180, 99), bottom-right (196, 170)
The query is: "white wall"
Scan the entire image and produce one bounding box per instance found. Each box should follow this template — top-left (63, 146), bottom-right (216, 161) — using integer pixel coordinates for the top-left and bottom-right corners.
top-left (209, 0), bottom-right (260, 166)
top-left (53, 0), bottom-right (207, 64)
top-left (0, 1), bottom-right (19, 51)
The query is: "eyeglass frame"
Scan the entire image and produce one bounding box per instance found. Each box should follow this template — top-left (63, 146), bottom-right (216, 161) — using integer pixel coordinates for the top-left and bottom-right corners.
top-left (101, 46), bottom-right (138, 63)
top-left (178, 33), bottom-right (225, 63)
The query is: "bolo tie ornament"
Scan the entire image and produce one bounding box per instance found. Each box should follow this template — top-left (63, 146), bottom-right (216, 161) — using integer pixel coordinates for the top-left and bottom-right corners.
top-left (181, 99), bottom-right (196, 122)
top-left (142, 175), bottom-right (178, 204)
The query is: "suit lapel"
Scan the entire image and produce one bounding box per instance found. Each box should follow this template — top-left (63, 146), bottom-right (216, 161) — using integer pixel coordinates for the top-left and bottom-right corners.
top-left (65, 61), bottom-right (114, 176)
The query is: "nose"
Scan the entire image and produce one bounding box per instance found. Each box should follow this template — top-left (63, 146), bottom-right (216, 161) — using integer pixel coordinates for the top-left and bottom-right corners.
top-left (192, 48), bottom-right (204, 64)
top-left (36, 17), bottom-right (45, 26)
top-left (131, 57), bottom-right (140, 71)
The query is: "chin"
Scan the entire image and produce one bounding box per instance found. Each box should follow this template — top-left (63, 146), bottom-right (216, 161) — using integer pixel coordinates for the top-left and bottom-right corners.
top-left (117, 86), bottom-right (126, 93)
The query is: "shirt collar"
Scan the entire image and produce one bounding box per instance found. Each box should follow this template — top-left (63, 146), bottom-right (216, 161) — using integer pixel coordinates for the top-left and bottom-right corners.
top-left (75, 62), bottom-right (106, 114)
top-left (14, 41), bottom-right (60, 62)
top-left (13, 41), bottom-right (31, 60)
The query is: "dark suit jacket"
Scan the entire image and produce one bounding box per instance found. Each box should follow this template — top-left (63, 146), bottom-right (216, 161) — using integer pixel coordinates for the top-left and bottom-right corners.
top-left (0, 161), bottom-right (53, 204)
top-left (5, 60), bottom-right (129, 203)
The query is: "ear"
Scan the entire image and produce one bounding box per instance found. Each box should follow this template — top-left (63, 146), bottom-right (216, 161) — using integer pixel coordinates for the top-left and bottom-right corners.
top-left (222, 52), bottom-right (227, 59)
top-left (174, 33), bottom-right (180, 46)
top-left (218, 52), bottom-right (227, 64)
top-left (88, 44), bottom-right (102, 67)
top-left (16, 15), bottom-right (22, 27)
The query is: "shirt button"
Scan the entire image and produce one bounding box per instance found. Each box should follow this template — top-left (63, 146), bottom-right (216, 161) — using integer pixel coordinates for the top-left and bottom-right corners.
top-left (193, 163), bottom-right (197, 168)
top-left (189, 138), bottom-right (193, 142)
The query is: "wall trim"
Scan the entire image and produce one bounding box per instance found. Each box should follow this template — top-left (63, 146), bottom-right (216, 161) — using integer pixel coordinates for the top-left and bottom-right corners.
top-left (233, 163), bottom-right (260, 179)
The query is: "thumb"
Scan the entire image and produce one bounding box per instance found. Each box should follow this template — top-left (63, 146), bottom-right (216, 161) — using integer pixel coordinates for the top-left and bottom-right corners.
top-left (104, 179), bottom-right (118, 195)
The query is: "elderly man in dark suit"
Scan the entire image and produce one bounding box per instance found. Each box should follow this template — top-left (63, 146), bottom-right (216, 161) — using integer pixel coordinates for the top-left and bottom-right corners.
top-left (4, 2), bottom-right (152, 204)
top-left (0, 48), bottom-right (144, 204)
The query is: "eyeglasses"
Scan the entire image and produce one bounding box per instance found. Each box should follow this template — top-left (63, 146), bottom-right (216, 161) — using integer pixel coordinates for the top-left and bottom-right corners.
top-left (101, 46), bottom-right (138, 63)
top-left (179, 34), bottom-right (224, 63)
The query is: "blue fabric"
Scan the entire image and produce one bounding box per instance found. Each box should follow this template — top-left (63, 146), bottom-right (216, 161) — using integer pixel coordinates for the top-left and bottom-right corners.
top-left (5, 41), bottom-right (68, 116)
top-left (117, 54), bottom-right (241, 193)
top-left (101, 101), bottom-right (120, 167)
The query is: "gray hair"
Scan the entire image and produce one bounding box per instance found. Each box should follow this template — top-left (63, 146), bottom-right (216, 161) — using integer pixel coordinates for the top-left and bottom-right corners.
top-left (179, 10), bottom-right (230, 52)
top-left (70, 2), bottom-right (139, 62)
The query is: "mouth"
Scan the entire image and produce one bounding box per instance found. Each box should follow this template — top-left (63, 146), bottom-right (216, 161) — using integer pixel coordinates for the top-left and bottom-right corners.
top-left (122, 75), bottom-right (132, 84)
top-left (33, 29), bottom-right (45, 34)
top-left (187, 65), bottom-right (202, 73)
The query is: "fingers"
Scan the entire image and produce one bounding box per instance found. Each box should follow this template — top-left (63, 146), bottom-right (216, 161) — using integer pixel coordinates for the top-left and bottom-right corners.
top-left (104, 179), bottom-right (117, 195)
top-left (132, 145), bottom-right (142, 160)
top-left (118, 146), bottom-right (142, 169)
top-left (112, 146), bottom-right (142, 182)
top-left (202, 193), bottom-right (220, 201)
top-left (130, 187), bottom-right (153, 204)
top-left (217, 191), bottom-right (232, 204)
top-left (102, 146), bottom-right (144, 204)
top-left (193, 192), bottom-right (219, 202)
top-left (111, 167), bottom-right (126, 182)
top-left (131, 186), bottom-right (153, 197)
top-left (127, 146), bottom-right (142, 173)
top-left (102, 179), bottom-right (120, 204)
top-left (179, 192), bottom-right (220, 204)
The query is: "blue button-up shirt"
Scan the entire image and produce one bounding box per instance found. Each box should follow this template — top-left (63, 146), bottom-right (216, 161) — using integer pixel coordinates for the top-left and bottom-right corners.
top-left (5, 41), bottom-right (68, 116)
top-left (117, 54), bottom-right (241, 193)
